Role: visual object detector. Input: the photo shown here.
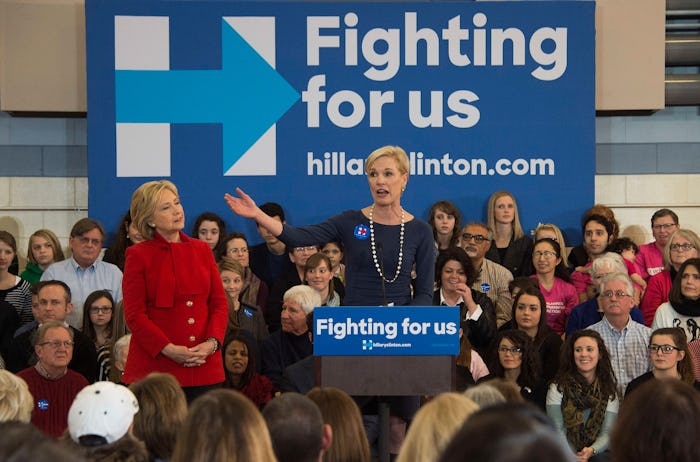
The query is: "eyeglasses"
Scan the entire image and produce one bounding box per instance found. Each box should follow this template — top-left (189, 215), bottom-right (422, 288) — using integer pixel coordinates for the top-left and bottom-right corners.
top-left (533, 250), bottom-right (557, 259)
top-left (648, 344), bottom-right (680, 354)
top-left (462, 233), bottom-right (489, 244)
top-left (670, 243), bottom-right (696, 253)
top-left (652, 223), bottom-right (676, 231)
top-left (227, 247), bottom-right (249, 255)
top-left (39, 340), bottom-right (74, 349)
top-left (76, 236), bottom-right (102, 246)
top-left (294, 246), bottom-right (317, 253)
top-left (600, 290), bottom-right (632, 299)
top-left (89, 306), bottom-right (113, 314)
top-left (498, 346), bottom-right (522, 355)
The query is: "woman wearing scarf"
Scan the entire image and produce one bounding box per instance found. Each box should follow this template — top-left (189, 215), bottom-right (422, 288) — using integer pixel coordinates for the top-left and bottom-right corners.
top-left (652, 258), bottom-right (700, 342)
top-left (547, 329), bottom-right (618, 462)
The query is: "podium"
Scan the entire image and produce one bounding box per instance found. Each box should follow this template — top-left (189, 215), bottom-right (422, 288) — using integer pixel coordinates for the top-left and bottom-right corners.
top-left (313, 307), bottom-right (459, 462)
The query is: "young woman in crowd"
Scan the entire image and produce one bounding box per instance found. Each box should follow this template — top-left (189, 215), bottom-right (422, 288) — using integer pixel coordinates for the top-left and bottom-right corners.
top-left (130, 372), bottom-right (188, 462)
top-left (20, 229), bottom-right (65, 283)
top-left (625, 327), bottom-right (700, 397)
top-left (218, 258), bottom-right (268, 341)
top-left (218, 231), bottom-right (269, 310)
top-left (103, 210), bottom-right (145, 271)
top-left (433, 247), bottom-right (496, 357)
top-left (652, 258), bottom-right (700, 342)
top-left (530, 238), bottom-right (577, 335)
top-left (499, 285), bottom-right (563, 382)
top-left (485, 190), bottom-right (533, 277)
top-left (534, 223), bottom-right (568, 264)
top-left (192, 211), bottom-right (227, 257)
top-left (222, 330), bottom-right (273, 410)
top-left (485, 329), bottom-right (546, 408)
top-left (305, 253), bottom-right (342, 307)
top-left (547, 330), bottom-right (618, 462)
top-left (322, 241), bottom-right (345, 283)
top-left (0, 231), bottom-right (33, 325)
top-left (307, 387), bottom-right (371, 462)
top-left (428, 200), bottom-right (462, 251)
top-left (81, 290), bottom-right (127, 381)
top-left (172, 389), bottom-right (277, 462)
top-left (641, 229), bottom-right (700, 325)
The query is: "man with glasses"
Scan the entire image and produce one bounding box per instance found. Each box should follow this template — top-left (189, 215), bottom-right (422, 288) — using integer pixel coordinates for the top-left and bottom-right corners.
top-left (7, 281), bottom-right (97, 383)
top-left (41, 218), bottom-right (123, 328)
top-left (636, 209), bottom-right (680, 280)
top-left (16, 321), bottom-right (89, 437)
top-left (590, 273), bottom-right (651, 396)
top-left (566, 253), bottom-right (645, 336)
top-left (461, 222), bottom-right (513, 327)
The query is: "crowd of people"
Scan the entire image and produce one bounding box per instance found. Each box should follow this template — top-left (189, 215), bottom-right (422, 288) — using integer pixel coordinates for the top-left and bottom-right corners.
top-left (0, 145), bottom-right (699, 461)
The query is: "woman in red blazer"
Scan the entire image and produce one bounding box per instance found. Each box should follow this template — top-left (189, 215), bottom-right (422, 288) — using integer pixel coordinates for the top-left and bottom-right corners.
top-left (122, 180), bottom-right (228, 402)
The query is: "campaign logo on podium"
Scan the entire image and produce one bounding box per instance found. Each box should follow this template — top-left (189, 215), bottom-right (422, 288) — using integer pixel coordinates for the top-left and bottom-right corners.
top-left (314, 307), bottom-right (460, 356)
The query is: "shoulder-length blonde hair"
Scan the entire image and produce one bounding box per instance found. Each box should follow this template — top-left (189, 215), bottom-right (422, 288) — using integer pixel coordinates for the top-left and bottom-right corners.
top-left (0, 370), bottom-right (33, 423)
top-left (487, 190), bottom-right (525, 240)
top-left (307, 387), bottom-right (370, 462)
top-left (662, 229), bottom-right (700, 271)
top-left (26, 229), bottom-right (65, 265)
top-left (171, 389), bottom-right (277, 462)
top-left (130, 180), bottom-right (179, 240)
top-left (396, 392), bottom-right (479, 462)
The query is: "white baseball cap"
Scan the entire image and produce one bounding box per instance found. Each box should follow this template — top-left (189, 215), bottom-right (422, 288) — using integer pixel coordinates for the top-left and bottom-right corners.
top-left (68, 381), bottom-right (139, 446)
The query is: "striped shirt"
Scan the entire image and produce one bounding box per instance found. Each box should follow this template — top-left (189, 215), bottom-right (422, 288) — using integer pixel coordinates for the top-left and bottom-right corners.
top-left (590, 316), bottom-right (652, 397)
top-left (0, 276), bottom-right (33, 325)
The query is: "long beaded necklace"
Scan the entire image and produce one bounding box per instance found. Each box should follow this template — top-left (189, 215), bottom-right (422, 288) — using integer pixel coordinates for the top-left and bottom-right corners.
top-left (369, 204), bottom-right (405, 283)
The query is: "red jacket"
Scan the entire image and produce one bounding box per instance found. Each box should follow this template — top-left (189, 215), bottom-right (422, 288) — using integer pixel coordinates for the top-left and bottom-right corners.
top-left (122, 231), bottom-right (228, 386)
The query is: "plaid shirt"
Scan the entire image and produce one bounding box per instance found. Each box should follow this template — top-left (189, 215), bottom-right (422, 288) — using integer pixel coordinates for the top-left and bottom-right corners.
top-left (590, 316), bottom-right (652, 397)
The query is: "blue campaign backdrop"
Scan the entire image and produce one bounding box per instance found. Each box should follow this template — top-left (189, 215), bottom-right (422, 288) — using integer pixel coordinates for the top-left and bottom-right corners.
top-left (86, 0), bottom-right (594, 245)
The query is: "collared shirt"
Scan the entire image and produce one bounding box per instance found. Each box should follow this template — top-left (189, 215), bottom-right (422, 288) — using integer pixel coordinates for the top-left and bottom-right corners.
top-left (590, 316), bottom-right (651, 397)
top-left (41, 257), bottom-right (123, 328)
top-left (470, 258), bottom-right (513, 327)
top-left (439, 288), bottom-right (483, 321)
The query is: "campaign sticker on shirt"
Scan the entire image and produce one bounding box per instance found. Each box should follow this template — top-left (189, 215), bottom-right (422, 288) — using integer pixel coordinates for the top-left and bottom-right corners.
top-left (38, 399), bottom-right (49, 411)
top-left (480, 282), bottom-right (491, 293)
top-left (243, 307), bottom-right (254, 318)
top-left (354, 224), bottom-right (369, 240)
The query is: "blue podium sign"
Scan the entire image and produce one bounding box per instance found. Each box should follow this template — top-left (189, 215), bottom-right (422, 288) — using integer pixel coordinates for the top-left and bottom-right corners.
top-left (313, 307), bottom-right (460, 356)
top-left (86, 1), bottom-right (594, 243)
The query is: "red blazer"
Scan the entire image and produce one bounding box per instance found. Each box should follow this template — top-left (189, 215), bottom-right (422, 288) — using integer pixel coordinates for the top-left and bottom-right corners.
top-left (122, 231), bottom-right (228, 386)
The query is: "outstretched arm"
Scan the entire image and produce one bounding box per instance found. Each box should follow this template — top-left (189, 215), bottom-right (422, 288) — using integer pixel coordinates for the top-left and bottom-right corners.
top-left (224, 187), bottom-right (283, 236)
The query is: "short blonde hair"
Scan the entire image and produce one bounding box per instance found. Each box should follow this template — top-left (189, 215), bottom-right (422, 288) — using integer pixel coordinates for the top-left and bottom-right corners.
top-left (130, 180), bottom-right (179, 240)
top-left (396, 392), bottom-right (479, 462)
top-left (218, 257), bottom-right (245, 278)
top-left (365, 145), bottom-right (409, 176)
top-left (663, 229), bottom-right (700, 270)
top-left (0, 371), bottom-right (34, 423)
top-left (26, 229), bottom-right (65, 265)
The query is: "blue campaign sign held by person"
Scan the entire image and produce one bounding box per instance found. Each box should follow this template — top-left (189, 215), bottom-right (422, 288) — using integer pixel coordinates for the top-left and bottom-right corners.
top-left (313, 307), bottom-right (460, 356)
top-left (86, 1), bottom-right (594, 244)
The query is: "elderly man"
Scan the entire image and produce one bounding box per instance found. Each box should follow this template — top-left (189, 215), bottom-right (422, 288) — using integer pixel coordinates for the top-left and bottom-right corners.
top-left (261, 285), bottom-right (322, 389)
top-left (17, 321), bottom-right (89, 438)
top-left (461, 222), bottom-right (513, 327)
top-left (636, 208), bottom-right (680, 280)
top-left (41, 218), bottom-right (122, 328)
top-left (263, 392), bottom-right (332, 462)
top-left (566, 253), bottom-right (645, 336)
top-left (589, 273), bottom-right (652, 396)
top-left (7, 281), bottom-right (97, 383)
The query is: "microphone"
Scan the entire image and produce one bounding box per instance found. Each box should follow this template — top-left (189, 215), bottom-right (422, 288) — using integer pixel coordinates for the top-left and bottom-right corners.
top-left (376, 242), bottom-right (388, 307)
